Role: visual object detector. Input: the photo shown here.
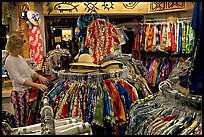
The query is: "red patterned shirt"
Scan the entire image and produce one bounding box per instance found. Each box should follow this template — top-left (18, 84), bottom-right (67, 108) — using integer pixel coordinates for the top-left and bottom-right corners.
top-left (85, 19), bottom-right (125, 64)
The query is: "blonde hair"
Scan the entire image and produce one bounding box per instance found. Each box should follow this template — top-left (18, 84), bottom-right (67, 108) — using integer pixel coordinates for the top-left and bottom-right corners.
top-left (6, 33), bottom-right (24, 52)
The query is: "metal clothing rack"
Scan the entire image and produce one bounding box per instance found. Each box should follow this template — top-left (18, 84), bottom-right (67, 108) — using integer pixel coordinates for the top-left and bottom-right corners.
top-left (40, 96), bottom-right (56, 135)
top-left (158, 77), bottom-right (202, 111)
top-left (51, 67), bottom-right (129, 82)
top-left (142, 17), bottom-right (192, 23)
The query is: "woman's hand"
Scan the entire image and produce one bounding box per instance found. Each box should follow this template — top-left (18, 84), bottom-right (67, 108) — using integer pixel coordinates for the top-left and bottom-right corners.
top-left (38, 75), bottom-right (49, 85)
top-left (36, 83), bottom-right (48, 92)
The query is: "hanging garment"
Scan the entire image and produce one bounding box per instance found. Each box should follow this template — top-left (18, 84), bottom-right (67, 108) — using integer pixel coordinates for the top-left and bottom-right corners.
top-left (133, 23), bottom-right (141, 51)
top-left (152, 24), bottom-right (157, 52)
top-left (85, 19), bottom-right (126, 64)
top-left (161, 23), bottom-right (167, 52)
top-left (181, 21), bottom-right (187, 53)
top-left (139, 24), bottom-right (144, 50)
top-left (148, 24), bottom-right (155, 52)
top-left (155, 24), bottom-right (161, 52)
top-left (186, 23), bottom-right (194, 53)
top-left (77, 14), bottom-right (109, 46)
top-left (141, 24), bottom-right (147, 51)
top-left (103, 79), bottom-right (127, 127)
top-left (29, 26), bottom-right (43, 65)
top-left (119, 79), bottom-right (138, 102)
top-left (93, 84), bottom-right (105, 127)
top-left (171, 22), bottom-right (176, 52)
top-left (165, 22), bottom-right (171, 52)
top-left (152, 58), bottom-right (161, 87)
top-left (177, 22), bottom-right (182, 54)
top-left (144, 24), bottom-right (150, 51)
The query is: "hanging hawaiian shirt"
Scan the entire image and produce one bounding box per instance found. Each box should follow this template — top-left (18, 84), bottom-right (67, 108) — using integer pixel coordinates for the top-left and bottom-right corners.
top-left (29, 26), bottom-right (44, 65)
top-left (85, 19), bottom-right (126, 64)
top-left (156, 24), bottom-right (161, 52)
top-left (77, 14), bottom-right (109, 46)
top-left (181, 21), bottom-right (187, 53)
top-left (171, 22), bottom-right (176, 53)
top-left (161, 23), bottom-right (167, 52)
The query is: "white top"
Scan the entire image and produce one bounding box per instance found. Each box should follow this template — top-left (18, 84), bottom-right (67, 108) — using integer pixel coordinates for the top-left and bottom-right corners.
top-left (5, 55), bottom-right (36, 91)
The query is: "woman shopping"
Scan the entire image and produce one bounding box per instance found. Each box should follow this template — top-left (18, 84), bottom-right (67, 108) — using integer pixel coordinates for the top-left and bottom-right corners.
top-left (5, 33), bottom-right (49, 127)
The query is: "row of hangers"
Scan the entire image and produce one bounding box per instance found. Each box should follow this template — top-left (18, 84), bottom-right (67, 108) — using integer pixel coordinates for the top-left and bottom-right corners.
top-left (51, 67), bottom-right (129, 83)
top-left (158, 77), bottom-right (202, 111)
top-left (142, 17), bottom-right (192, 23)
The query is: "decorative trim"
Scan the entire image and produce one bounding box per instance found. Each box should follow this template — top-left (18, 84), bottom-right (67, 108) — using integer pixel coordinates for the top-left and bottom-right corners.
top-left (123, 2), bottom-right (139, 9)
top-left (53, 2), bottom-right (79, 13)
top-left (84, 2), bottom-right (99, 13)
top-left (149, 2), bottom-right (185, 12)
top-left (102, 2), bottom-right (114, 11)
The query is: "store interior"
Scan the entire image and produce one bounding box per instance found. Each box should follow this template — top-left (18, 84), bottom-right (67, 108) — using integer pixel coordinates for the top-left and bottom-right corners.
top-left (2, 2), bottom-right (202, 135)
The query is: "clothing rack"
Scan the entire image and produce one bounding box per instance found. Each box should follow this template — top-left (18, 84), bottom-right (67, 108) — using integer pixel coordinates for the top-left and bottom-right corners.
top-left (158, 77), bottom-right (202, 110)
top-left (40, 96), bottom-right (56, 135)
top-left (142, 17), bottom-right (192, 23)
top-left (51, 67), bottom-right (129, 82)
top-left (128, 87), bottom-right (202, 135)
top-left (177, 17), bottom-right (192, 20)
top-left (143, 18), bottom-right (167, 23)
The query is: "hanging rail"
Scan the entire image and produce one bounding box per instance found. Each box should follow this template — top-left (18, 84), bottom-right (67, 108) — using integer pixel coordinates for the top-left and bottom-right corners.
top-left (143, 17), bottom-right (192, 23)
top-left (51, 67), bottom-right (129, 82)
top-left (158, 77), bottom-right (202, 111)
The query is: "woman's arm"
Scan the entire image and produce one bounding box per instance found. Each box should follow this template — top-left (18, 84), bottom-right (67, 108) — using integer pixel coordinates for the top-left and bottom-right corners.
top-left (23, 79), bottom-right (48, 92)
top-left (32, 72), bottom-right (49, 85)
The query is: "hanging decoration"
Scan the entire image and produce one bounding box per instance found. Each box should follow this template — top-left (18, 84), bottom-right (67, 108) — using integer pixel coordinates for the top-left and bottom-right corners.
top-left (29, 26), bottom-right (44, 65)
top-left (53, 2), bottom-right (79, 13)
top-left (84, 2), bottom-right (99, 13)
top-left (21, 8), bottom-right (44, 66)
top-left (123, 2), bottom-right (139, 9)
top-left (102, 2), bottom-right (114, 11)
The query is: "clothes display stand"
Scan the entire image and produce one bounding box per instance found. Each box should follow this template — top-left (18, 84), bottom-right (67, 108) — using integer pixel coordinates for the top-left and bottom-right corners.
top-left (47, 65), bottom-right (154, 135)
top-left (127, 76), bottom-right (202, 135)
top-left (40, 96), bottom-right (56, 135)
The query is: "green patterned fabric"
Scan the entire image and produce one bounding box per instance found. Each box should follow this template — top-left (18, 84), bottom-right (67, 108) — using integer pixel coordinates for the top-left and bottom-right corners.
top-left (93, 84), bottom-right (105, 127)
